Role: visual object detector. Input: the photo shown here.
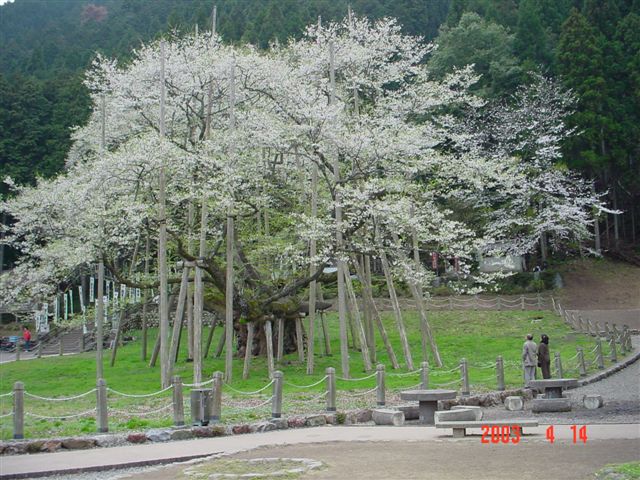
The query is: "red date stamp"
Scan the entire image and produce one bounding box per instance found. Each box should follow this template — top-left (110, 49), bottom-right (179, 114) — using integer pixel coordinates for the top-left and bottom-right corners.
top-left (480, 425), bottom-right (588, 444)
top-left (480, 425), bottom-right (521, 444)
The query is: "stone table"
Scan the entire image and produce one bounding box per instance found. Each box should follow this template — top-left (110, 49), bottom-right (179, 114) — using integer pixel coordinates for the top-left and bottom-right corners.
top-left (399, 389), bottom-right (457, 425)
top-left (528, 378), bottom-right (578, 399)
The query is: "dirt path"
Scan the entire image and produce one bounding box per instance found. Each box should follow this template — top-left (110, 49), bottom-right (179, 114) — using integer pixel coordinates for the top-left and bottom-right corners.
top-left (128, 438), bottom-right (640, 480)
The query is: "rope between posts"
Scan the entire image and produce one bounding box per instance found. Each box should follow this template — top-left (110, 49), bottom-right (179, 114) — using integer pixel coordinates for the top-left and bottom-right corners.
top-left (0, 392), bottom-right (13, 398)
top-left (387, 369), bottom-right (421, 378)
top-left (183, 378), bottom-right (214, 388)
top-left (341, 386), bottom-right (378, 398)
top-left (589, 345), bottom-right (599, 354)
top-left (226, 396), bottom-right (274, 411)
top-left (337, 372), bottom-right (377, 382)
top-left (430, 378), bottom-right (461, 387)
top-left (25, 389), bottom-right (97, 401)
top-left (284, 376), bottom-right (328, 389)
top-left (25, 408), bottom-right (97, 420)
top-left (566, 352), bottom-right (580, 362)
top-left (107, 385), bottom-right (173, 398)
top-left (109, 402), bottom-right (173, 416)
top-left (0, 411), bottom-right (13, 418)
top-left (223, 380), bottom-right (274, 396)
top-left (469, 362), bottom-right (495, 370)
top-left (307, 390), bottom-right (329, 402)
top-left (430, 365), bottom-right (462, 375)
top-left (471, 375), bottom-right (496, 382)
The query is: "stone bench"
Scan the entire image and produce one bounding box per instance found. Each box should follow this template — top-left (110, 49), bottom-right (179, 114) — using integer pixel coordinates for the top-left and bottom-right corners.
top-left (435, 419), bottom-right (538, 438)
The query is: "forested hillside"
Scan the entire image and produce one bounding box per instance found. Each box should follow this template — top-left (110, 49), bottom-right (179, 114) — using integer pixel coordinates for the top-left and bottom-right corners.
top-left (0, 0), bottom-right (638, 252)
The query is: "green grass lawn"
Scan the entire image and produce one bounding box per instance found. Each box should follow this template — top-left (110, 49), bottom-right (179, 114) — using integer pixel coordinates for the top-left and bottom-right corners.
top-left (0, 309), bottom-right (623, 440)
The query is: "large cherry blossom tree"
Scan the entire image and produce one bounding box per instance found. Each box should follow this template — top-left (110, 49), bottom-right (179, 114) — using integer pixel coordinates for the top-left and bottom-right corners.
top-left (1, 17), bottom-right (605, 383)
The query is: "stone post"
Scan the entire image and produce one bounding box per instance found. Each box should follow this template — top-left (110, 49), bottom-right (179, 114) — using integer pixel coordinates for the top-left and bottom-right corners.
top-left (376, 364), bottom-right (385, 406)
top-left (172, 376), bottom-right (184, 426)
top-left (577, 347), bottom-right (587, 377)
top-left (521, 296), bottom-right (525, 310)
top-left (271, 370), bottom-right (283, 418)
top-left (326, 367), bottom-right (336, 412)
top-left (554, 352), bottom-right (563, 378)
top-left (609, 335), bottom-right (617, 363)
top-left (37, 342), bottom-right (42, 358)
top-left (449, 297), bottom-right (453, 310)
top-left (15, 340), bottom-right (20, 361)
top-left (96, 378), bottom-right (108, 433)
top-left (497, 297), bottom-right (502, 310)
top-left (537, 294), bottom-right (542, 309)
top-left (595, 338), bottom-right (605, 369)
top-left (59, 338), bottom-right (64, 356)
top-left (81, 332), bottom-right (86, 352)
top-left (210, 371), bottom-right (223, 423)
top-left (624, 326), bottom-right (632, 351)
top-left (13, 381), bottom-right (24, 439)
top-left (496, 356), bottom-right (505, 391)
top-left (420, 361), bottom-right (429, 389)
top-left (460, 358), bottom-right (470, 396)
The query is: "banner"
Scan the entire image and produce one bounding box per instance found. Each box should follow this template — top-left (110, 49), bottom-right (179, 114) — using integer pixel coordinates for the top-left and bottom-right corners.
top-left (54, 295), bottom-right (59, 324)
top-left (89, 276), bottom-right (95, 303)
top-left (431, 252), bottom-right (438, 270)
top-left (35, 309), bottom-right (49, 334)
top-left (120, 284), bottom-right (126, 301)
top-left (69, 288), bottom-right (74, 315)
top-left (103, 295), bottom-right (109, 322)
top-left (135, 288), bottom-right (141, 302)
top-left (64, 293), bottom-right (68, 320)
top-left (454, 256), bottom-right (460, 273)
top-left (78, 285), bottom-right (84, 312)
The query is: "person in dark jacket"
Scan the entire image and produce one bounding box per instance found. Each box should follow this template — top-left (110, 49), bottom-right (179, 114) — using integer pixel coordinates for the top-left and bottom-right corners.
top-left (538, 334), bottom-right (551, 379)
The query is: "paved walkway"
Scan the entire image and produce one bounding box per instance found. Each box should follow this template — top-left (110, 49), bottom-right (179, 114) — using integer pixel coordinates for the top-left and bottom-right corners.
top-left (1, 424), bottom-right (639, 479)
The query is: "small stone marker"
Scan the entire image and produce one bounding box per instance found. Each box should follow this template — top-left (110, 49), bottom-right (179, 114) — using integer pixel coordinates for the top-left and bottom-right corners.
top-left (451, 405), bottom-right (483, 420)
top-left (531, 398), bottom-right (571, 413)
top-left (372, 409), bottom-right (405, 426)
top-left (504, 396), bottom-right (523, 411)
top-left (583, 395), bottom-right (603, 410)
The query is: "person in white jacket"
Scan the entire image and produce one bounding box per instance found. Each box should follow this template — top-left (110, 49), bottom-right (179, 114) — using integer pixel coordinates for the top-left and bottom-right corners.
top-left (522, 334), bottom-right (538, 385)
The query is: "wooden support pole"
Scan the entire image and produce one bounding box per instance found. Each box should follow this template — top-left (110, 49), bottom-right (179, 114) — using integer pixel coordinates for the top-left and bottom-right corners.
top-left (169, 267), bottom-right (190, 369)
top-left (214, 325), bottom-right (226, 358)
top-left (141, 235), bottom-right (150, 361)
top-left (577, 347), bottom-right (587, 376)
top-left (329, 41), bottom-right (350, 379)
top-left (264, 320), bottom-right (275, 378)
top-left (379, 246), bottom-right (413, 370)
top-left (342, 262), bottom-right (372, 371)
top-left (203, 320), bottom-right (216, 358)
top-left (295, 317), bottom-right (305, 363)
top-left (242, 322), bottom-right (254, 379)
top-left (306, 161), bottom-right (318, 374)
top-left (363, 255), bottom-right (376, 364)
top-left (276, 318), bottom-right (284, 362)
top-left (157, 41), bottom-right (171, 388)
top-left (352, 254), bottom-right (399, 369)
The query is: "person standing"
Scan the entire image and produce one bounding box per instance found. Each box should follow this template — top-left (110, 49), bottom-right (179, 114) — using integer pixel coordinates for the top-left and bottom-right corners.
top-left (522, 334), bottom-right (537, 385)
top-left (538, 334), bottom-right (551, 379)
top-left (22, 325), bottom-right (32, 351)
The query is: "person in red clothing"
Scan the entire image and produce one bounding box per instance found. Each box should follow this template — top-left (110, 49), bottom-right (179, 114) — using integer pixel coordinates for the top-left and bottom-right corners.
top-left (22, 325), bottom-right (32, 351)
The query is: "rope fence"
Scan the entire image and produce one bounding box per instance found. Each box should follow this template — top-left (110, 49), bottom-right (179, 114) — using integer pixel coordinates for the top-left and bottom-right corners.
top-left (2, 308), bottom-right (633, 440)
